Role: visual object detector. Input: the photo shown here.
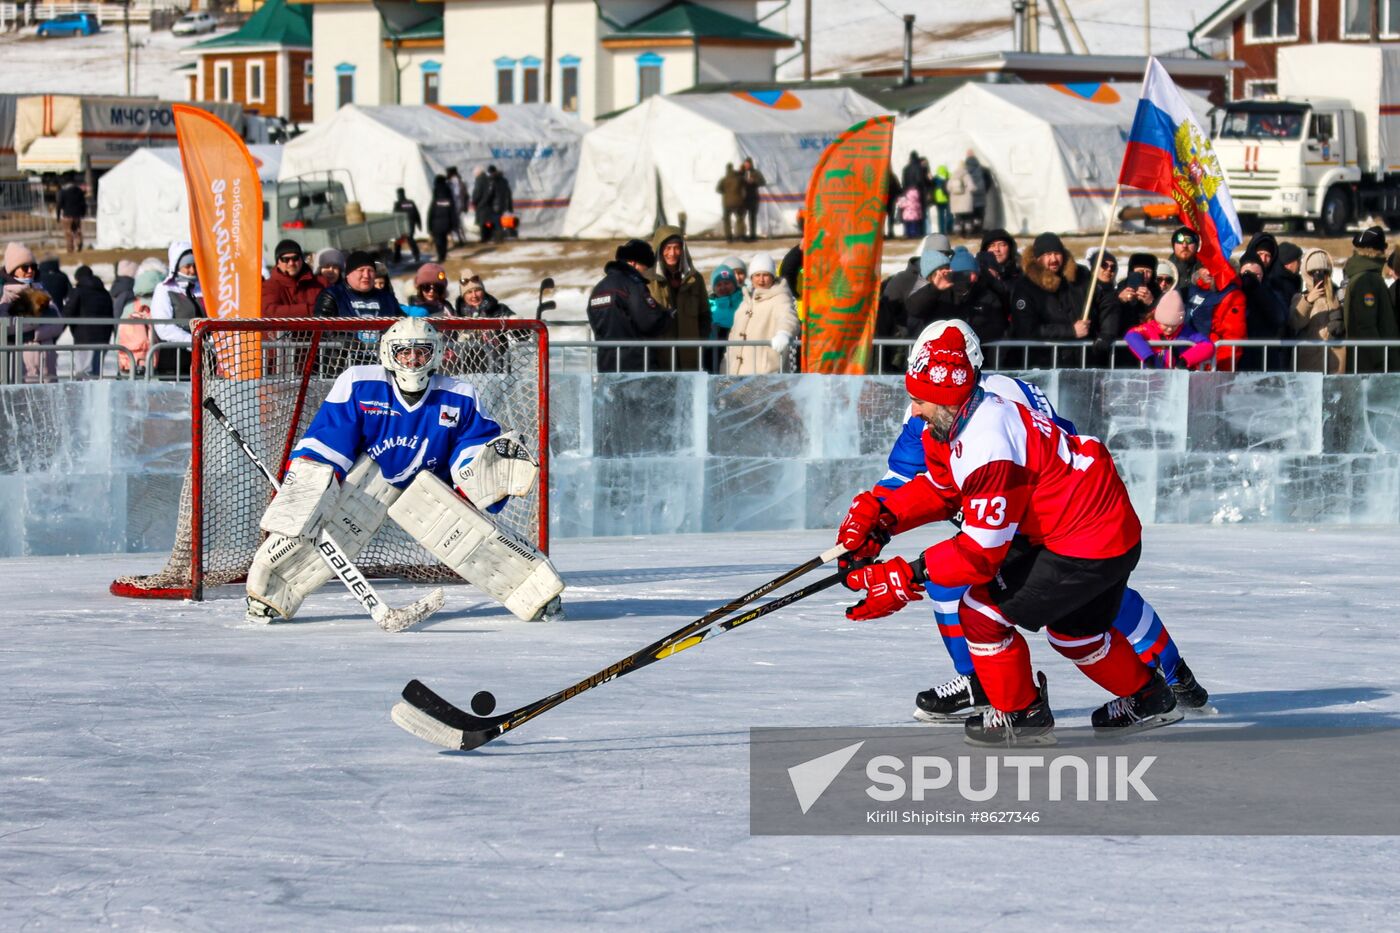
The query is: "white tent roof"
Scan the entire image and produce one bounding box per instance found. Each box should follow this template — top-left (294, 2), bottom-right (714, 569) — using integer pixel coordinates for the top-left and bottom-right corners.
top-left (892, 82), bottom-right (1213, 236)
top-left (95, 144), bottom-right (282, 250)
top-left (563, 88), bottom-right (889, 239)
top-left (277, 104), bottom-right (587, 237)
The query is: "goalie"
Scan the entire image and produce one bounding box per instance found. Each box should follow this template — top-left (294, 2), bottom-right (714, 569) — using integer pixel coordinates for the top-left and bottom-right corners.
top-left (245, 317), bottom-right (563, 625)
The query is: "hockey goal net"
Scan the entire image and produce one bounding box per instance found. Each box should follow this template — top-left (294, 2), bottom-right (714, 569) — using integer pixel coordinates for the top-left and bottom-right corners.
top-left (111, 317), bottom-right (549, 600)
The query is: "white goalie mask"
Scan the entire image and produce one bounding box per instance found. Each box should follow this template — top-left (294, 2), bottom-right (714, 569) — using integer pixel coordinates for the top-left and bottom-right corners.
top-left (379, 317), bottom-right (444, 394)
top-left (911, 319), bottom-right (984, 370)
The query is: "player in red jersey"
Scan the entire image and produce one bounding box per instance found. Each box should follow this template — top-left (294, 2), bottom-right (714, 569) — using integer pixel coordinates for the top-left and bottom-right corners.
top-left (838, 324), bottom-right (1182, 745)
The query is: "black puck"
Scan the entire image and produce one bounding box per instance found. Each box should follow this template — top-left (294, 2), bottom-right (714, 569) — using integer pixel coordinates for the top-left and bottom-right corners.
top-left (470, 691), bottom-right (497, 716)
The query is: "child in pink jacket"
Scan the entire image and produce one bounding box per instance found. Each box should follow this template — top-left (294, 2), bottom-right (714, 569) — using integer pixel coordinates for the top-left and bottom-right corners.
top-left (1125, 289), bottom-right (1215, 370)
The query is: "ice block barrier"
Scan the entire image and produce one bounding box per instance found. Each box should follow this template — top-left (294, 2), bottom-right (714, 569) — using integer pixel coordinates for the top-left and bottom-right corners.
top-left (2, 372), bottom-right (1398, 557)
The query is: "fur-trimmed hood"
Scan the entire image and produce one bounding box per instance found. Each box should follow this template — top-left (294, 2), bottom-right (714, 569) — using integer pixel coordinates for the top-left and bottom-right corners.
top-left (1021, 245), bottom-right (1079, 292)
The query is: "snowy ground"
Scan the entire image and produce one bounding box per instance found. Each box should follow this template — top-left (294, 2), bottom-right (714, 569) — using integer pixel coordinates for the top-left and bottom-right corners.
top-left (0, 22), bottom-right (218, 100)
top-left (4, 525), bottom-right (1399, 929)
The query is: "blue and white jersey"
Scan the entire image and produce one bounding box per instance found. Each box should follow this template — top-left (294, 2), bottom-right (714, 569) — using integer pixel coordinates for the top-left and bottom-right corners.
top-left (878, 373), bottom-right (1076, 490)
top-left (290, 365), bottom-right (503, 490)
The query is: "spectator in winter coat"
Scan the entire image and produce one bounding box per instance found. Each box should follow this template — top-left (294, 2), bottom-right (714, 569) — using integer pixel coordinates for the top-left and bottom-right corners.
top-left (1155, 260), bottom-right (1179, 296)
top-left (454, 270), bottom-right (514, 318)
top-left (948, 160), bottom-right (976, 235)
top-left (1342, 226), bottom-right (1398, 373)
top-left (109, 259), bottom-right (137, 329)
top-left (897, 184), bottom-right (926, 239)
top-left (718, 254), bottom-right (747, 290)
top-left (1290, 247), bottom-right (1344, 374)
top-left (1238, 250), bottom-right (1289, 371)
top-left (979, 229), bottom-right (1020, 307)
top-left (149, 241), bottom-right (203, 375)
top-left (717, 164), bottom-right (746, 242)
top-left (965, 151), bottom-right (988, 229)
top-left (392, 187), bottom-right (423, 263)
top-left (473, 165), bottom-right (513, 243)
top-left (1185, 266), bottom-right (1247, 371)
top-left (56, 174), bottom-right (87, 252)
top-left (446, 166), bottom-right (467, 247)
top-left (373, 261), bottom-right (391, 293)
top-left (707, 264), bottom-right (742, 373)
top-left (587, 238), bottom-right (671, 372)
top-left (1125, 290), bottom-right (1214, 370)
top-left (0, 242), bottom-right (62, 383)
top-left (779, 243), bottom-right (803, 304)
top-left (1009, 232), bottom-right (1089, 367)
top-left (1169, 226), bottom-right (1201, 295)
top-left (116, 269), bottom-right (163, 375)
top-left (64, 265), bottom-right (114, 377)
top-left (740, 158), bottom-right (765, 241)
top-left (314, 250), bottom-right (402, 318)
top-left (884, 168), bottom-right (900, 238)
top-left (426, 176), bottom-right (456, 263)
top-left (262, 238), bottom-right (322, 318)
top-left (38, 258), bottom-right (70, 308)
top-left (726, 252), bottom-right (799, 375)
top-left (900, 151), bottom-right (930, 204)
top-left (931, 164), bottom-right (952, 235)
top-left (316, 248), bottom-right (345, 289)
top-left (406, 263), bottom-right (451, 317)
top-left (906, 247), bottom-right (1006, 348)
top-left (1083, 248), bottom-right (1125, 366)
top-left (648, 225), bottom-right (711, 371)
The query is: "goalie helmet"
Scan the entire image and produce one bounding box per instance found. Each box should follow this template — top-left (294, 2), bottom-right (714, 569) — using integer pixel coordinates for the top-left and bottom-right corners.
top-left (379, 317), bottom-right (444, 393)
top-left (911, 319), bottom-right (984, 371)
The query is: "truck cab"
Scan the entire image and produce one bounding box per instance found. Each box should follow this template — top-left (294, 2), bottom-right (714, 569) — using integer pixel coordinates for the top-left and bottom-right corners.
top-left (261, 171), bottom-right (409, 266)
top-left (1213, 98), bottom-right (1359, 234)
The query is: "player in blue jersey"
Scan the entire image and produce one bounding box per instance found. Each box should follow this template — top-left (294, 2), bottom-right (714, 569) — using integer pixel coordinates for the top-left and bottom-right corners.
top-left (862, 320), bottom-right (1209, 721)
top-left (245, 317), bottom-right (564, 626)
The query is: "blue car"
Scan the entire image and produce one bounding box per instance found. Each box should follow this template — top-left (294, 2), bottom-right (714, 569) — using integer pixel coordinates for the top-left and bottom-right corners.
top-left (37, 12), bottom-right (100, 37)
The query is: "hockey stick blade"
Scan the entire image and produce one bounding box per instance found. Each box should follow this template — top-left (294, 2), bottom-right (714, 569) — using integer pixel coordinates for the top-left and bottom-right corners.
top-left (391, 700), bottom-right (469, 749)
top-left (374, 587), bottom-right (447, 633)
top-left (394, 568), bottom-right (847, 751)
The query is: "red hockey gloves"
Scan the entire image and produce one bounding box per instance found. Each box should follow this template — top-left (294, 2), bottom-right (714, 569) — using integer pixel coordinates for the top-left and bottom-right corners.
top-left (844, 557), bottom-right (926, 621)
top-left (837, 491), bottom-right (898, 570)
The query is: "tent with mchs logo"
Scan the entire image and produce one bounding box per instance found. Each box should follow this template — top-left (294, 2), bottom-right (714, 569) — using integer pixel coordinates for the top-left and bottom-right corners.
top-left (891, 82), bottom-right (1213, 236)
top-left (563, 88), bottom-right (888, 238)
top-left (277, 103), bottom-right (588, 237)
top-left (96, 144), bottom-right (282, 250)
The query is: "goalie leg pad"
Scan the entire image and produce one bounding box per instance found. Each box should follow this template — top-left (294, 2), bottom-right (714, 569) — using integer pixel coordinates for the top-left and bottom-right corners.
top-left (452, 431), bottom-right (540, 509)
top-left (246, 455), bottom-right (402, 619)
top-left (260, 459), bottom-right (338, 539)
top-left (388, 470), bottom-right (564, 621)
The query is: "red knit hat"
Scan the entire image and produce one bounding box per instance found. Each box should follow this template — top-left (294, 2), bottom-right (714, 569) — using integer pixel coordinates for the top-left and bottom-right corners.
top-left (906, 325), bottom-right (977, 406)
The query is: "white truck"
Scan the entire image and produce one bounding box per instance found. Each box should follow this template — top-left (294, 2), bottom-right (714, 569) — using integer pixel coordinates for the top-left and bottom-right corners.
top-left (1212, 43), bottom-right (1400, 235)
top-left (13, 95), bottom-right (245, 179)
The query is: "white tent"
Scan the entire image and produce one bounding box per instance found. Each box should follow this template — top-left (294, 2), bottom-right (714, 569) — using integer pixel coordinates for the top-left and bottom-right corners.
top-left (277, 104), bottom-right (587, 237)
top-left (563, 89), bottom-right (888, 239)
top-left (95, 145), bottom-right (282, 249)
top-left (892, 82), bottom-right (1213, 236)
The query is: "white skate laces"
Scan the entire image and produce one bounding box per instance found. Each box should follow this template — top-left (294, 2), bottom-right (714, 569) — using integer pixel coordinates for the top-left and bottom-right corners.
top-left (1102, 695), bottom-right (1139, 723)
top-left (934, 675), bottom-right (972, 699)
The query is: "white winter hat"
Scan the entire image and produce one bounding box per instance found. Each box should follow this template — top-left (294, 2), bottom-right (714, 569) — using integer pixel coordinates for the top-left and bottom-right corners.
top-left (748, 252), bottom-right (776, 276)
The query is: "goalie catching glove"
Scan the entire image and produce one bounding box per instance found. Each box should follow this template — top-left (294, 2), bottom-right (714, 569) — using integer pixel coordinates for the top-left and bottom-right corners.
top-left (844, 557), bottom-right (926, 621)
top-left (453, 431), bottom-right (539, 509)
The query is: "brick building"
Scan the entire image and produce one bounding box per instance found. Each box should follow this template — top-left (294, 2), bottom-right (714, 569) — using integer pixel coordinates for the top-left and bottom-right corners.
top-left (184, 0), bottom-right (314, 122)
top-left (1190, 0), bottom-right (1399, 99)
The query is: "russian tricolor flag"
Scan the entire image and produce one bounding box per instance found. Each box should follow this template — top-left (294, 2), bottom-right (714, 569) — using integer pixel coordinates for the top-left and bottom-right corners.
top-left (1120, 59), bottom-right (1242, 282)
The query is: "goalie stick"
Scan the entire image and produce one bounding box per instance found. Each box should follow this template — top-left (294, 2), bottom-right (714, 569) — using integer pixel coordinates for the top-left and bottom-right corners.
top-left (203, 398), bottom-right (445, 633)
top-left (392, 544), bottom-right (850, 750)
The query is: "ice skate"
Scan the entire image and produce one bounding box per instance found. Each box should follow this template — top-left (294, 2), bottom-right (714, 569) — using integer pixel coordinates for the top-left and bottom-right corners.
top-left (1168, 657), bottom-right (1216, 714)
top-left (244, 596), bottom-right (282, 625)
top-left (964, 672), bottom-right (1056, 746)
top-left (914, 671), bottom-right (988, 722)
top-left (1092, 669), bottom-right (1184, 737)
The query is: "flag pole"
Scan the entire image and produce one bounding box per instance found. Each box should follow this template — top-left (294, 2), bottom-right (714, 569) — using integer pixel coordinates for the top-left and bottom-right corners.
top-left (1080, 183), bottom-right (1123, 321)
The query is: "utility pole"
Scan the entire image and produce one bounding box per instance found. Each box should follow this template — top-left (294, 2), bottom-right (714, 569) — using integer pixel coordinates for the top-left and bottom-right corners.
top-left (124, 0), bottom-right (131, 95)
top-left (544, 0), bottom-right (554, 103)
top-left (901, 15), bottom-right (914, 86)
top-left (803, 0), bottom-right (812, 80)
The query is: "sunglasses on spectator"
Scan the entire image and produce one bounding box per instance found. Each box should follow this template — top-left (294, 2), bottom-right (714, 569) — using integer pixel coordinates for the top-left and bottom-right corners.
top-left (278, 253), bottom-right (302, 263)
top-left (1173, 233), bottom-right (1198, 244)
top-left (422, 283), bottom-right (445, 293)
top-left (12, 262), bottom-right (37, 273)
top-left (1156, 275), bottom-right (1173, 283)
top-left (1099, 262), bottom-right (1116, 272)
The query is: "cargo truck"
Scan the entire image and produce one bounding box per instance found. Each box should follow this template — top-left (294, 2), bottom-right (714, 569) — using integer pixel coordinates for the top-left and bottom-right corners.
top-left (1212, 43), bottom-right (1400, 235)
top-left (263, 171), bottom-right (410, 266)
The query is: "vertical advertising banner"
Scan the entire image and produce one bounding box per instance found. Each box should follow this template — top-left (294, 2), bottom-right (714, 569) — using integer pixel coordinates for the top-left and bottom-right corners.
top-left (173, 104), bottom-right (262, 378)
top-left (800, 115), bottom-right (894, 375)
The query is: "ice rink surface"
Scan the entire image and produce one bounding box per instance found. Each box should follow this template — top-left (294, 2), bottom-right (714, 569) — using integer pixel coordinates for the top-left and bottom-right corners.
top-left (4, 525), bottom-right (1399, 930)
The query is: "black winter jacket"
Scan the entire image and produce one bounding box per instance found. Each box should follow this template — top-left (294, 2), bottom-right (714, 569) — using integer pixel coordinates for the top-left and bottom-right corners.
top-left (64, 272), bottom-right (114, 344)
top-left (587, 261), bottom-right (671, 372)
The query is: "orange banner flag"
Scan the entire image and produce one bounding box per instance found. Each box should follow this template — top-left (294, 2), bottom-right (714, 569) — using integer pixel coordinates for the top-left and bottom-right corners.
top-left (173, 104), bottom-right (263, 376)
top-left (800, 115), bottom-right (894, 374)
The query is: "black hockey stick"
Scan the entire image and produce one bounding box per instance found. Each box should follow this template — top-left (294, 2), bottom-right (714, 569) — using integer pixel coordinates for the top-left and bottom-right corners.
top-left (204, 398), bottom-right (444, 632)
top-left (391, 544), bottom-right (849, 750)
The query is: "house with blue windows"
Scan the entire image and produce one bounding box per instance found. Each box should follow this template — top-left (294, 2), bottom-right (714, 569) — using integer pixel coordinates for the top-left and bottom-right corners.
top-left (305, 0), bottom-right (794, 123)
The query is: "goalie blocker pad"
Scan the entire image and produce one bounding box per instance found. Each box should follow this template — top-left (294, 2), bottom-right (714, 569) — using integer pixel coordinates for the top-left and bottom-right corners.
top-left (260, 459), bottom-right (338, 539)
top-left (247, 455), bottom-right (401, 619)
top-left (388, 471), bottom-right (563, 621)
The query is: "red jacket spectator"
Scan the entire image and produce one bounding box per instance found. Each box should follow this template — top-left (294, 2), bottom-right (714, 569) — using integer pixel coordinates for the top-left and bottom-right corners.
top-left (1185, 266), bottom-right (1246, 371)
top-left (261, 239), bottom-right (323, 317)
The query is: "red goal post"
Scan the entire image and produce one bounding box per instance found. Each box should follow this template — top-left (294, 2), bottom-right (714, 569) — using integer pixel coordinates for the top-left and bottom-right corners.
top-left (111, 317), bottom-right (549, 601)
